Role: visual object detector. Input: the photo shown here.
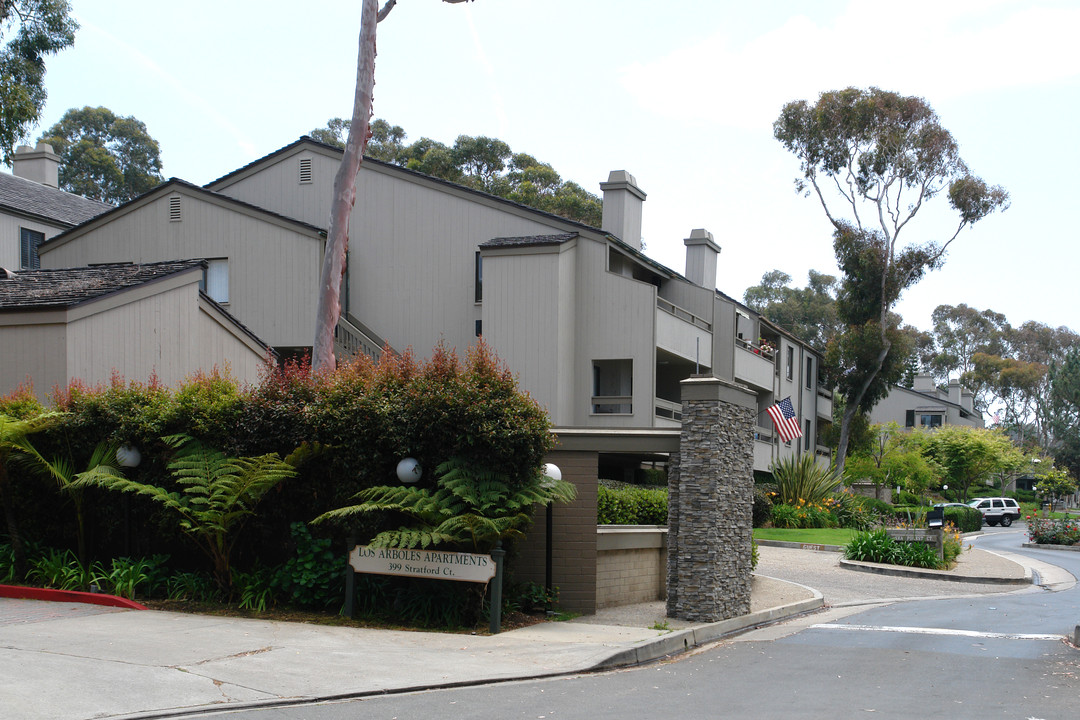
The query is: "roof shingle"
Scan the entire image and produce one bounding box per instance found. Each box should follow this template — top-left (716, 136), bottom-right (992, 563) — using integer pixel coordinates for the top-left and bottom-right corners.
top-left (0, 173), bottom-right (113, 227)
top-left (0, 260), bottom-right (205, 310)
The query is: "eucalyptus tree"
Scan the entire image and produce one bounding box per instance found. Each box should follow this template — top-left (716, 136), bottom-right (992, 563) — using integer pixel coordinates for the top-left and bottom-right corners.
top-left (313, 0), bottom-right (473, 373)
top-left (0, 0), bottom-right (77, 162)
top-left (774, 87), bottom-right (1009, 474)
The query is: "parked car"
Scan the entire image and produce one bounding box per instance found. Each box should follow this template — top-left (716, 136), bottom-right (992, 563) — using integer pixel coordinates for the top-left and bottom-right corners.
top-left (967, 497), bottom-right (1022, 527)
top-left (933, 502), bottom-right (969, 509)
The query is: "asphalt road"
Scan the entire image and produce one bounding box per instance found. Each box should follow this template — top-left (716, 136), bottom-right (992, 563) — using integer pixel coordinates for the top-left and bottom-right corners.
top-left (211, 526), bottom-right (1079, 720)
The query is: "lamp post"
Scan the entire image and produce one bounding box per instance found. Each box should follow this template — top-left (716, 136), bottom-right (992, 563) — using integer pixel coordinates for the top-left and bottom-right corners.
top-left (116, 445), bottom-right (141, 556)
top-left (541, 463), bottom-right (561, 612)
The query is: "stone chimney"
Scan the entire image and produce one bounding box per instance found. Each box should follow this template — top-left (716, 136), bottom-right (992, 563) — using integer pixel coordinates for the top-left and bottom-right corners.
top-left (913, 374), bottom-right (937, 395)
top-left (12, 143), bottom-right (60, 188)
top-left (683, 228), bottom-right (720, 289)
top-left (600, 170), bottom-right (646, 250)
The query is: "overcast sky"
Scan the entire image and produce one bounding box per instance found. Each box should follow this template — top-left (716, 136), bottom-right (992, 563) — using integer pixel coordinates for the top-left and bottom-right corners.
top-left (15, 0), bottom-right (1080, 338)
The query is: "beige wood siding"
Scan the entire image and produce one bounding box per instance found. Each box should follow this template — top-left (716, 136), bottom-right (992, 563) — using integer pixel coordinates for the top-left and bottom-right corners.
top-left (574, 240), bottom-right (657, 427)
top-left (482, 246), bottom-right (566, 421)
top-left (1, 214), bottom-right (65, 269)
top-left (0, 321), bottom-right (67, 397)
top-left (39, 190), bottom-right (321, 348)
top-left (64, 281), bottom-right (266, 392)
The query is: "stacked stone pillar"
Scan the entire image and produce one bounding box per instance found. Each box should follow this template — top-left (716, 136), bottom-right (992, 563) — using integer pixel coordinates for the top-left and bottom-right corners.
top-left (666, 376), bottom-right (756, 622)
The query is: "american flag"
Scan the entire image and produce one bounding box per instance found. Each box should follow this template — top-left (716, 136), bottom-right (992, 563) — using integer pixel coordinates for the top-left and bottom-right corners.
top-left (767, 396), bottom-right (803, 443)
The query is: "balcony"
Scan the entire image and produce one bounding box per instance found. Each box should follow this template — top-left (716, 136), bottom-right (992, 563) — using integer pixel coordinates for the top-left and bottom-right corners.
top-left (656, 298), bottom-right (712, 367)
top-left (753, 424), bottom-right (775, 473)
top-left (734, 338), bottom-right (776, 391)
top-left (816, 388), bottom-right (833, 420)
top-left (653, 397), bottom-right (682, 428)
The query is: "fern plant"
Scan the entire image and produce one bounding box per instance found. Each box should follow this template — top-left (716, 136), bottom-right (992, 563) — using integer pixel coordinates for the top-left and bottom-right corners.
top-left (316, 457), bottom-right (576, 553)
top-left (74, 434), bottom-right (303, 592)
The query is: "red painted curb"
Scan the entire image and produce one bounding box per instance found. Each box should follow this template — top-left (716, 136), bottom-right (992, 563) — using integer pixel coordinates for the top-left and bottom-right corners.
top-left (0, 584), bottom-right (147, 610)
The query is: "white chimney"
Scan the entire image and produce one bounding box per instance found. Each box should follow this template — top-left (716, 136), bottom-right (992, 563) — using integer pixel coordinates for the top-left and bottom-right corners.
top-left (600, 170), bottom-right (646, 250)
top-left (12, 142), bottom-right (60, 188)
top-left (948, 378), bottom-right (962, 406)
top-left (913, 374), bottom-right (937, 394)
top-left (683, 228), bottom-right (720, 289)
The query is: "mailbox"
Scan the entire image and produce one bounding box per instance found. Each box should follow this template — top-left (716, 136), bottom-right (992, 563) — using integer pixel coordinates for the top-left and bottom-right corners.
top-left (927, 507), bottom-right (944, 528)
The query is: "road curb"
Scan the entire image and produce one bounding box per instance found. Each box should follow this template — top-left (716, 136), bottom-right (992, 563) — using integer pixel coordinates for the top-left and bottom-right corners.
top-left (592, 589), bottom-right (825, 670)
top-left (838, 558), bottom-right (1032, 585)
top-left (0, 583), bottom-right (147, 610)
top-left (754, 539), bottom-right (845, 552)
top-left (1022, 542), bottom-right (1080, 553)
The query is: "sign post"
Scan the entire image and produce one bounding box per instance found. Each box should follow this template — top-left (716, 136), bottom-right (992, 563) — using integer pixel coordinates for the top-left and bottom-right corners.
top-left (347, 543), bottom-right (506, 632)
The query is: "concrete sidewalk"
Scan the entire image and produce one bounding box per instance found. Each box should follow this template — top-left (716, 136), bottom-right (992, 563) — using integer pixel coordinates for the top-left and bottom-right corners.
top-left (0, 545), bottom-right (1062, 720)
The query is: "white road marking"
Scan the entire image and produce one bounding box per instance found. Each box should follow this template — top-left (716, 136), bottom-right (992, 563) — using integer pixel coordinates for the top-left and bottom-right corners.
top-left (810, 623), bottom-right (1062, 641)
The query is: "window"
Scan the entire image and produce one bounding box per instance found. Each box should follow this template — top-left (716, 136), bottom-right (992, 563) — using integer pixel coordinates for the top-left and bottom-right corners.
top-left (786, 346), bottom-right (793, 381)
top-left (905, 410), bottom-right (915, 427)
top-left (475, 320), bottom-right (482, 337)
top-left (804, 420), bottom-right (811, 451)
top-left (920, 414), bottom-right (943, 428)
top-left (592, 359), bottom-right (633, 414)
top-left (19, 228), bottom-right (43, 269)
top-left (200, 259), bottom-right (229, 304)
top-left (474, 251), bottom-right (483, 303)
top-left (805, 357), bottom-right (813, 389)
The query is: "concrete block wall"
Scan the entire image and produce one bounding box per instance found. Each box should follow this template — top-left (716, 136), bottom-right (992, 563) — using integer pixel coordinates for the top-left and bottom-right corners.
top-left (514, 450), bottom-right (598, 613)
top-left (596, 526), bottom-right (667, 608)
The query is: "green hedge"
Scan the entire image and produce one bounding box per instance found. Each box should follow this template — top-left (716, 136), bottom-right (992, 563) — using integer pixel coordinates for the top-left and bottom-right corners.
top-left (944, 506), bottom-right (983, 533)
top-left (597, 485), bottom-right (668, 525)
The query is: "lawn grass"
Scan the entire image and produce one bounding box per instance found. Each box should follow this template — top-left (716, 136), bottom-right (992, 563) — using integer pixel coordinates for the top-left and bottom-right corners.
top-left (753, 527), bottom-right (858, 545)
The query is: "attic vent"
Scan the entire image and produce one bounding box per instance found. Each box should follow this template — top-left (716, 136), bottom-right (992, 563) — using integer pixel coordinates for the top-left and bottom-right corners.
top-left (168, 195), bottom-right (182, 222)
top-left (299, 157), bottom-right (313, 184)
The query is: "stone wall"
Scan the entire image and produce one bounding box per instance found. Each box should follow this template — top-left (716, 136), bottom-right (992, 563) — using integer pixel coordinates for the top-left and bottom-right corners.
top-left (667, 376), bottom-right (756, 622)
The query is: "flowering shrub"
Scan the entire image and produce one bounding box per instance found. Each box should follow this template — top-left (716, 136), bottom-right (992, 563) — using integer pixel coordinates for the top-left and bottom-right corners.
top-left (1026, 517), bottom-right (1080, 546)
top-left (770, 500), bottom-right (838, 529)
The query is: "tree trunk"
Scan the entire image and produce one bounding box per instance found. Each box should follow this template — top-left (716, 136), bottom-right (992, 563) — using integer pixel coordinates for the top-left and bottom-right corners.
top-left (312, 0), bottom-right (380, 373)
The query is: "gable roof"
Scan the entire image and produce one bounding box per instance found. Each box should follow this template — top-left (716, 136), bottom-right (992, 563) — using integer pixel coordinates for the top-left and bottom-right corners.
top-left (0, 260), bottom-right (206, 310)
top-left (0, 172), bottom-right (112, 227)
top-left (40, 177), bottom-right (326, 252)
top-left (205, 136), bottom-right (605, 236)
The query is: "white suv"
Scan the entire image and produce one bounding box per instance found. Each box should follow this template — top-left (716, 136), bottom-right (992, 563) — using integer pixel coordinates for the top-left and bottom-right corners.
top-left (967, 497), bottom-right (1022, 527)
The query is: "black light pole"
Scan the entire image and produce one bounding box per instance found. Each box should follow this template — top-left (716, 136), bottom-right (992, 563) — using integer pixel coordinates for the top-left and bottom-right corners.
top-left (542, 463), bottom-right (562, 612)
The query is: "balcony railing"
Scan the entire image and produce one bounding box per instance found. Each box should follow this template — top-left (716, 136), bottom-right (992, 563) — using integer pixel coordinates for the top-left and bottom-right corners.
top-left (656, 297), bottom-right (711, 331)
top-left (591, 395), bottom-right (633, 415)
top-left (735, 336), bottom-right (775, 360)
top-left (654, 398), bottom-right (682, 423)
top-left (334, 316), bottom-right (384, 362)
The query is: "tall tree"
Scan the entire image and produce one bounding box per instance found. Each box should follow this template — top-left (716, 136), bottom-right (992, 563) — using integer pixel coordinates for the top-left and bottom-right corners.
top-left (38, 106), bottom-right (164, 203)
top-left (743, 269), bottom-right (840, 352)
top-left (1048, 348), bottom-right (1080, 479)
top-left (774, 87), bottom-right (1009, 474)
top-left (924, 303), bottom-right (1010, 408)
top-left (0, 0), bottom-right (76, 163)
top-left (922, 426), bottom-right (1020, 502)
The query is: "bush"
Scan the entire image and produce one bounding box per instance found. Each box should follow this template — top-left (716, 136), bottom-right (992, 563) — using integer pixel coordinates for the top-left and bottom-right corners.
top-left (943, 506), bottom-right (983, 533)
top-left (770, 455), bottom-right (842, 506)
top-left (272, 522), bottom-right (347, 609)
top-left (770, 502), bottom-right (837, 529)
top-left (597, 484), bottom-right (668, 525)
top-left (845, 530), bottom-right (945, 569)
top-left (1027, 517), bottom-right (1080, 546)
top-left (752, 486), bottom-right (773, 528)
top-left (897, 490), bottom-right (928, 506)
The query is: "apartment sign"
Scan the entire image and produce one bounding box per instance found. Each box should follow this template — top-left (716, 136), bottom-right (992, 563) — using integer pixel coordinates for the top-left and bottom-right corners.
top-left (349, 545), bottom-right (496, 584)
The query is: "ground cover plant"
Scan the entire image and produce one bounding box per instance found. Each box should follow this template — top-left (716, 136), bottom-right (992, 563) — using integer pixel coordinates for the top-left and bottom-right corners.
top-left (844, 528), bottom-right (962, 570)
